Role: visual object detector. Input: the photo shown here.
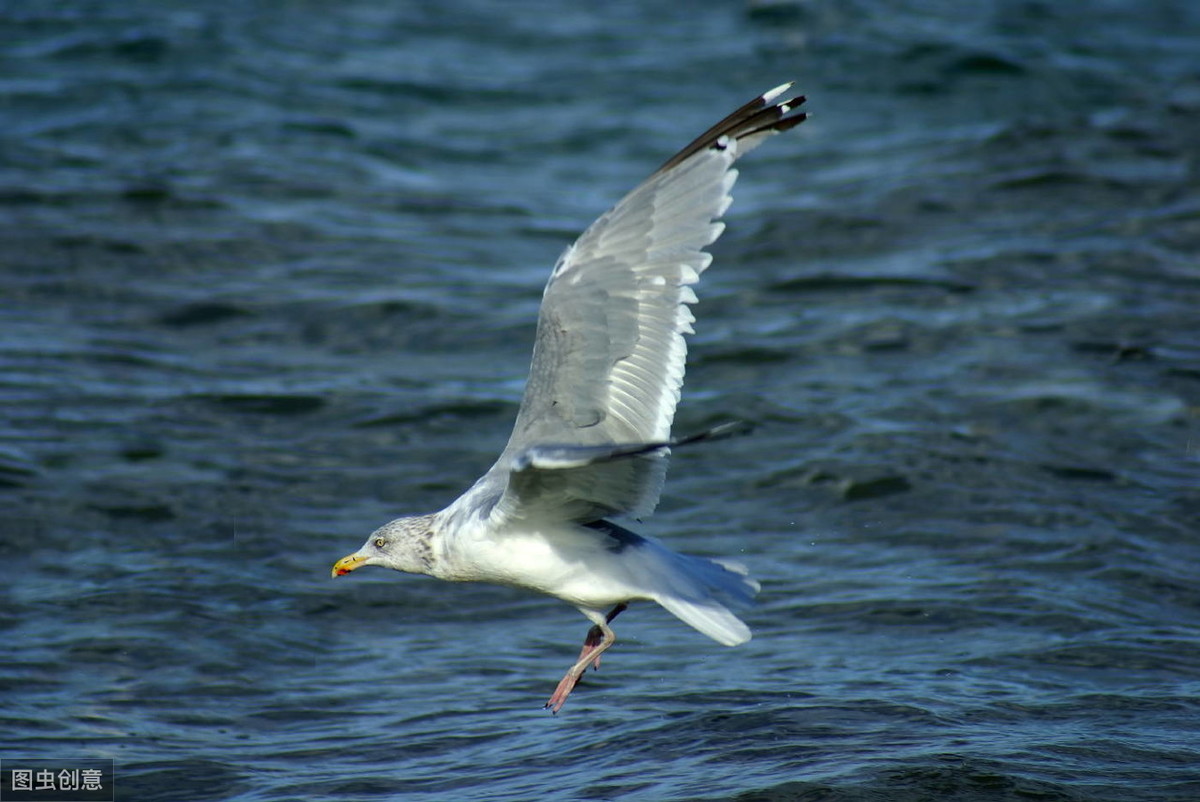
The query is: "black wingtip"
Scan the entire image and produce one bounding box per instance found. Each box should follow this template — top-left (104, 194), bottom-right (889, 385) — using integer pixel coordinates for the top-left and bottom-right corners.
top-left (654, 84), bottom-right (808, 174)
top-left (671, 420), bottom-right (755, 448)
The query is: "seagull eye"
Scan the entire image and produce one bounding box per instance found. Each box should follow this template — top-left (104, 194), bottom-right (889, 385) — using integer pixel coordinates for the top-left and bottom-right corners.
top-left (374, 537), bottom-right (387, 549)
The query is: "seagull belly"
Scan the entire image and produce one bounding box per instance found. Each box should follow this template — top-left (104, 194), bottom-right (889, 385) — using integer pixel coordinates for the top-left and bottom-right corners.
top-left (461, 521), bottom-right (653, 609)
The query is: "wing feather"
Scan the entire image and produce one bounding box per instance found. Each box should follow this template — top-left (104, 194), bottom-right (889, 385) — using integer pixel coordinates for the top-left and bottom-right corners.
top-left (456, 85), bottom-right (806, 526)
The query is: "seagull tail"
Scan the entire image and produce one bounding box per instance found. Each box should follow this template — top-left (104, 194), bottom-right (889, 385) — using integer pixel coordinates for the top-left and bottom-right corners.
top-left (658, 595), bottom-right (753, 646)
top-left (654, 552), bottom-right (760, 646)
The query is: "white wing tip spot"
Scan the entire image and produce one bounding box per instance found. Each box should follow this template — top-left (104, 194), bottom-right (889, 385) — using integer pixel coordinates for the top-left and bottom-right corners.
top-left (762, 82), bottom-right (794, 103)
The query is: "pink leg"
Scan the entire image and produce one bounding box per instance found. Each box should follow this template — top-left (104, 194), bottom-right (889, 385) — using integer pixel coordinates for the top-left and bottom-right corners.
top-left (544, 604), bottom-right (627, 714)
top-left (578, 602), bottom-right (627, 670)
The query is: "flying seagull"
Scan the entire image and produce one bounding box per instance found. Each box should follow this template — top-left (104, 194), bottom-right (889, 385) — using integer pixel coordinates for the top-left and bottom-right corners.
top-left (333, 83), bottom-right (807, 713)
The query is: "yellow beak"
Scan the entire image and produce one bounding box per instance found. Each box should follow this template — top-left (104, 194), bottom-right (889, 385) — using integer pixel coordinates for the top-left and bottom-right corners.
top-left (331, 553), bottom-right (368, 578)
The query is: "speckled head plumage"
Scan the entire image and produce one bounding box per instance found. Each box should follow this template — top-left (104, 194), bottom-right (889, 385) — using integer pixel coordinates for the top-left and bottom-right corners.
top-left (332, 513), bottom-right (437, 577)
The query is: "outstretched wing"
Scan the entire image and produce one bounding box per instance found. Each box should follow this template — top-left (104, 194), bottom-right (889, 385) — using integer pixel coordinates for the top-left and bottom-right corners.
top-left (458, 85), bottom-right (806, 526)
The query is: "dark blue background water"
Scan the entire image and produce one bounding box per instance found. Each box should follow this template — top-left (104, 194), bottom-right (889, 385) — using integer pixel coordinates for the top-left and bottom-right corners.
top-left (3, 1), bottom-right (1199, 800)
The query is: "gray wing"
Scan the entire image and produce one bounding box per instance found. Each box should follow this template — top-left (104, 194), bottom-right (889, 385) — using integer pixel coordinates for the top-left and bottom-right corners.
top-left (454, 85), bottom-right (806, 526)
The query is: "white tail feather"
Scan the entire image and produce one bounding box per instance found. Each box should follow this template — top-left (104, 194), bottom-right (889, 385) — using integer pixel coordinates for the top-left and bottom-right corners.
top-left (657, 595), bottom-right (752, 646)
top-left (646, 547), bottom-right (759, 645)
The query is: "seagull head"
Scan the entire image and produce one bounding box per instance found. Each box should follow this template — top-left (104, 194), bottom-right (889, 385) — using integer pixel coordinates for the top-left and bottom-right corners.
top-left (331, 513), bottom-right (438, 578)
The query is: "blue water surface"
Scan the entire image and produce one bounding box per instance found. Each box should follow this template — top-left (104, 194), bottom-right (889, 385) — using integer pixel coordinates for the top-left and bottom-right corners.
top-left (2, 1), bottom-right (1199, 800)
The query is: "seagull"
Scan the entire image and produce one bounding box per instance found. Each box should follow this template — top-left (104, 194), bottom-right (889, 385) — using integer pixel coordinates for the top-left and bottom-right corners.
top-left (332, 84), bottom-right (807, 713)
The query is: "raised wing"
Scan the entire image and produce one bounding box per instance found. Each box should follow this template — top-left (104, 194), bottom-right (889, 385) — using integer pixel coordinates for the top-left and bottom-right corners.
top-left (460, 85), bottom-right (806, 526)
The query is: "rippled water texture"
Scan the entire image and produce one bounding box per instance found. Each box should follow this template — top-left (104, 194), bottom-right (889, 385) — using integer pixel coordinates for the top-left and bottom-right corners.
top-left (3, 1), bottom-right (1199, 800)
